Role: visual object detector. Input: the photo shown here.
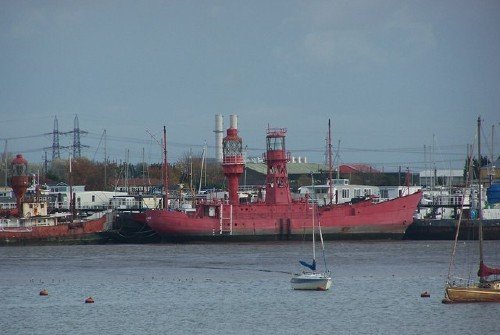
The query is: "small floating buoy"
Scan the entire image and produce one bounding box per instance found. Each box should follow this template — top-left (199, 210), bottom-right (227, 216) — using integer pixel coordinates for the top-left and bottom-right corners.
top-left (39, 289), bottom-right (48, 296)
top-left (85, 297), bottom-right (94, 304)
top-left (420, 291), bottom-right (430, 298)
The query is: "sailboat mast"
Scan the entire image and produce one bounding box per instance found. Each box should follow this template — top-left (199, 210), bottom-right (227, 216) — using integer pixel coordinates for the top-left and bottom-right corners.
top-left (311, 173), bottom-right (316, 263)
top-left (104, 130), bottom-right (107, 191)
top-left (69, 155), bottom-right (75, 221)
top-left (336, 140), bottom-right (341, 179)
top-left (198, 143), bottom-right (206, 193)
top-left (490, 124), bottom-right (495, 187)
top-left (328, 119), bottom-right (333, 206)
top-left (189, 148), bottom-right (193, 192)
top-left (312, 201), bottom-right (316, 262)
top-left (446, 129), bottom-right (475, 284)
top-left (477, 116), bottom-right (484, 264)
top-left (163, 126), bottom-right (168, 210)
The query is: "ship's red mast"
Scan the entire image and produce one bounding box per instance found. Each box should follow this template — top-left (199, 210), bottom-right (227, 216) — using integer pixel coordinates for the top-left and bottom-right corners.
top-left (10, 154), bottom-right (29, 215)
top-left (163, 126), bottom-right (168, 209)
top-left (263, 128), bottom-right (291, 204)
top-left (222, 118), bottom-right (244, 205)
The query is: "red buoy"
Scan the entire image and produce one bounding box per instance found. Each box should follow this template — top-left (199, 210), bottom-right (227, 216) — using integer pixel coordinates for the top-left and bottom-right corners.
top-left (39, 289), bottom-right (48, 296)
top-left (85, 297), bottom-right (94, 303)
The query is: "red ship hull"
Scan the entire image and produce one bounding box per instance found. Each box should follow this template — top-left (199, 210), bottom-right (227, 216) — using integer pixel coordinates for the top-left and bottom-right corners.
top-left (145, 191), bottom-right (422, 241)
top-left (0, 214), bottom-right (111, 246)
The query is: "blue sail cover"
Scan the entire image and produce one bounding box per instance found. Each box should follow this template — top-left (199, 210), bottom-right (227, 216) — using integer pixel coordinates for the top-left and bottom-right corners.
top-left (299, 259), bottom-right (316, 271)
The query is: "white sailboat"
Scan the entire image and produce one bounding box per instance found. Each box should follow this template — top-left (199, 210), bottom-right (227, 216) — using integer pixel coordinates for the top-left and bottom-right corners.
top-left (291, 175), bottom-right (332, 291)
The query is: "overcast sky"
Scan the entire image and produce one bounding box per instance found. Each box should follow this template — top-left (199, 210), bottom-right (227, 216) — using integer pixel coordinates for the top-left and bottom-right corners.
top-left (1, 0), bottom-right (499, 172)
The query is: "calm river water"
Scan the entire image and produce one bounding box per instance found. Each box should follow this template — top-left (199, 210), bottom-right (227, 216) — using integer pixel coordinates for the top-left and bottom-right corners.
top-left (1, 241), bottom-right (499, 334)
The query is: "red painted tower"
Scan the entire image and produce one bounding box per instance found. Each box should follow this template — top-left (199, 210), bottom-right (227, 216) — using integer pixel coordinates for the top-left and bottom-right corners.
top-left (222, 116), bottom-right (244, 205)
top-left (263, 128), bottom-right (291, 204)
top-left (10, 154), bottom-right (29, 214)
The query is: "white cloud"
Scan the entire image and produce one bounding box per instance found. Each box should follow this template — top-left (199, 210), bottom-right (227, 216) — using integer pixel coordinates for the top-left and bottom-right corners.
top-left (302, 30), bottom-right (388, 66)
top-left (2, 2), bottom-right (85, 40)
top-left (295, 1), bottom-right (437, 67)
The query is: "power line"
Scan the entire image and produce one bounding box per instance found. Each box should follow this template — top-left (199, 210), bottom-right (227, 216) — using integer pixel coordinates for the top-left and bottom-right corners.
top-left (41, 115), bottom-right (89, 160)
top-left (0, 133), bottom-right (49, 141)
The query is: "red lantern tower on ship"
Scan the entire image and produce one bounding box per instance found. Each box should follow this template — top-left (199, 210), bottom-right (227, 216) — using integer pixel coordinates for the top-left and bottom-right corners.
top-left (264, 128), bottom-right (291, 204)
top-left (222, 115), bottom-right (244, 205)
top-left (10, 154), bottom-right (30, 215)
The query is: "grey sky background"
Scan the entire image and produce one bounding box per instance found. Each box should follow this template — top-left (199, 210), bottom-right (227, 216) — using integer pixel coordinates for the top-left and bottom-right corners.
top-left (1, 0), bottom-right (499, 172)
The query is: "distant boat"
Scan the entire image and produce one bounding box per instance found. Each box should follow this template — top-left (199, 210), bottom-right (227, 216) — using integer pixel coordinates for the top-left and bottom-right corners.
top-left (443, 117), bottom-right (500, 303)
top-left (0, 154), bottom-right (112, 246)
top-left (406, 184), bottom-right (500, 240)
top-left (291, 178), bottom-right (332, 291)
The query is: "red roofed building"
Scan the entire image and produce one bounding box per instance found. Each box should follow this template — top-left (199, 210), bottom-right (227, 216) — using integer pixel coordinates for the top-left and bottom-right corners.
top-left (339, 164), bottom-right (380, 174)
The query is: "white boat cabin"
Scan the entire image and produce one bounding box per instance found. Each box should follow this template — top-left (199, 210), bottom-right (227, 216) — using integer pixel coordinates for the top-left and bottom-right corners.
top-left (298, 179), bottom-right (379, 205)
top-left (21, 196), bottom-right (49, 217)
top-left (378, 186), bottom-right (422, 201)
top-left (111, 195), bottom-right (162, 210)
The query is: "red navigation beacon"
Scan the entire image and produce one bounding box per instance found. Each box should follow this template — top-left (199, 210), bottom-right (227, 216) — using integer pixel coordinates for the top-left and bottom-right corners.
top-left (222, 127), bottom-right (244, 205)
top-left (264, 128), bottom-right (291, 205)
top-left (10, 154), bottom-right (30, 214)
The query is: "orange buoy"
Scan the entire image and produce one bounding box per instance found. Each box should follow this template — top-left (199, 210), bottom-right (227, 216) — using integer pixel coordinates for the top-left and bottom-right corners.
top-left (85, 297), bottom-right (94, 303)
top-left (39, 289), bottom-right (48, 296)
top-left (420, 291), bottom-right (430, 298)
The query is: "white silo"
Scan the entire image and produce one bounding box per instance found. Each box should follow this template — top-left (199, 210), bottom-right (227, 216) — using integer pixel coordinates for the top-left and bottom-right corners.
top-left (229, 114), bottom-right (238, 129)
top-left (214, 114), bottom-right (224, 163)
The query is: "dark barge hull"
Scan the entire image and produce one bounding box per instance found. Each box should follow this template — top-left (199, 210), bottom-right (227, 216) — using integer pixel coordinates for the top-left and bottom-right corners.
top-left (404, 219), bottom-right (500, 240)
top-left (155, 231), bottom-right (406, 243)
top-left (106, 211), bottom-right (160, 243)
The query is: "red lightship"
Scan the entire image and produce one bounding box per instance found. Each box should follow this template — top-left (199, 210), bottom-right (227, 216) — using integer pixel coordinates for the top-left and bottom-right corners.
top-left (145, 125), bottom-right (422, 242)
top-left (0, 155), bottom-right (112, 246)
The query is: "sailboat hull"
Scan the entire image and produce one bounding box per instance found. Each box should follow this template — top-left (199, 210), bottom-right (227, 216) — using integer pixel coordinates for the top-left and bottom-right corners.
top-left (444, 286), bottom-right (500, 303)
top-left (290, 273), bottom-right (332, 291)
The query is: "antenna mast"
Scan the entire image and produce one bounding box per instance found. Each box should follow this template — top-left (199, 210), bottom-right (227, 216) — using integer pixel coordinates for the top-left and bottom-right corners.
top-left (328, 119), bottom-right (333, 206)
top-left (52, 116), bottom-right (60, 160)
top-left (73, 115), bottom-right (81, 158)
top-left (3, 139), bottom-right (7, 187)
top-left (477, 116), bottom-right (484, 264)
top-left (163, 126), bottom-right (168, 210)
top-left (104, 130), bottom-right (107, 191)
